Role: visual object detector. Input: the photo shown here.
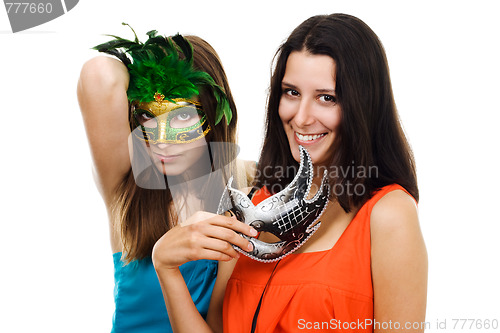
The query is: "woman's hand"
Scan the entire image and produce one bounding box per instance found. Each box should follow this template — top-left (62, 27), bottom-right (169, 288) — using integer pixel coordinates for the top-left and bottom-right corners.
top-left (152, 211), bottom-right (257, 271)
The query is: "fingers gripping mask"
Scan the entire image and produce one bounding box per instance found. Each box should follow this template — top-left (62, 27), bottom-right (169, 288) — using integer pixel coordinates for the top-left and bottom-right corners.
top-left (217, 146), bottom-right (330, 262)
top-left (132, 94), bottom-right (210, 144)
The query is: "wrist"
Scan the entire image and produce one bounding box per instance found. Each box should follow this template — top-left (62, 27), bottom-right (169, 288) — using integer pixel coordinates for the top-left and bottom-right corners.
top-left (153, 261), bottom-right (181, 275)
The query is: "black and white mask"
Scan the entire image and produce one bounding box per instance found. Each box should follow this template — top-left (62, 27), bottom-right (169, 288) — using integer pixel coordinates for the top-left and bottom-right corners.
top-left (217, 146), bottom-right (330, 262)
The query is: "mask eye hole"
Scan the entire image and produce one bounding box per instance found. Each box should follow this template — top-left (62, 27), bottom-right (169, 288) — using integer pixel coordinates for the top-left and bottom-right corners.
top-left (169, 106), bottom-right (202, 129)
top-left (229, 208), bottom-right (244, 223)
top-left (249, 220), bottom-right (264, 231)
top-left (134, 109), bottom-right (157, 128)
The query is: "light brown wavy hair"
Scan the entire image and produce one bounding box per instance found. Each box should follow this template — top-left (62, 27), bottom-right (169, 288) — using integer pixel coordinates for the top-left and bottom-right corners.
top-left (112, 36), bottom-right (240, 262)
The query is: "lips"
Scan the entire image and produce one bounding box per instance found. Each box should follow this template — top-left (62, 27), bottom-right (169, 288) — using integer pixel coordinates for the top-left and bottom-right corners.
top-left (154, 153), bottom-right (180, 162)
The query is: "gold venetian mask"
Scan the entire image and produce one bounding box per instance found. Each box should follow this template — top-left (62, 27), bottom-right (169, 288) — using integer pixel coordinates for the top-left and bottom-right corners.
top-left (132, 93), bottom-right (210, 144)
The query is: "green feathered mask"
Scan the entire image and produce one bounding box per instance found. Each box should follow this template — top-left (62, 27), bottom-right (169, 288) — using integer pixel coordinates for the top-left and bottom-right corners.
top-left (93, 23), bottom-right (232, 125)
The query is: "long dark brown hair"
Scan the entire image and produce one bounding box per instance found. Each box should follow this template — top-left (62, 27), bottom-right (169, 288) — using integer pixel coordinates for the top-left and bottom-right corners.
top-left (255, 13), bottom-right (418, 212)
top-left (113, 36), bottom-right (239, 262)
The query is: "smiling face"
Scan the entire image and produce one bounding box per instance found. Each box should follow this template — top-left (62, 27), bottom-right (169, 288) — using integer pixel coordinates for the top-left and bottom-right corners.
top-left (278, 50), bottom-right (341, 167)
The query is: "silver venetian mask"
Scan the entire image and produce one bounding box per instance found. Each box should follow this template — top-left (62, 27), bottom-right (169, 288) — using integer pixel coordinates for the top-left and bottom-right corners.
top-left (217, 146), bottom-right (330, 262)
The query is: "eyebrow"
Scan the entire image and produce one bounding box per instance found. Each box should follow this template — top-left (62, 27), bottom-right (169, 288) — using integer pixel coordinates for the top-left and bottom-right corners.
top-left (316, 89), bottom-right (336, 94)
top-left (281, 82), bottom-right (336, 94)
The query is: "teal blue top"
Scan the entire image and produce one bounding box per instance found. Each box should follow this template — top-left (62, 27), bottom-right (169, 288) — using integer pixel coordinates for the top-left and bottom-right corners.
top-left (111, 252), bottom-right (217, 333)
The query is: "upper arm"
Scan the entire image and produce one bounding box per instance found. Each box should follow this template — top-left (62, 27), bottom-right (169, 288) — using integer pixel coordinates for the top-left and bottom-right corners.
top-left (77, 56), bottom-right (131, 203)
top-left (371, 190), bottom-right (428, 332)
top-left (206, 259), bottom-right (237, 333)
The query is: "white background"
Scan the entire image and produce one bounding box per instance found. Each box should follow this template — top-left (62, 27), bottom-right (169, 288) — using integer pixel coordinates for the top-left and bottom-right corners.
top-left (1, 1), bottom-right (499, 332)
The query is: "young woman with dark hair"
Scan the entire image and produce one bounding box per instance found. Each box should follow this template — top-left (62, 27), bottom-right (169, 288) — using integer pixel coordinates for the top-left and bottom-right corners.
top-left (256, 13), bottom-right (418, 210)
top-left (153, 13), bottom-right (427, 333)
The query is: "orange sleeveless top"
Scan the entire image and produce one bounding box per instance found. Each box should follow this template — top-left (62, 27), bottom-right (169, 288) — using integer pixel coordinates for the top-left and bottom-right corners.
top-left (223, 184), bottom-right (411, 333)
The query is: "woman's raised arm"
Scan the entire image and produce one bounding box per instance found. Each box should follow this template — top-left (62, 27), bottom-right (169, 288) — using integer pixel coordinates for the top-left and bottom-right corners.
top-left (77, 56), bottom-right (131, 204)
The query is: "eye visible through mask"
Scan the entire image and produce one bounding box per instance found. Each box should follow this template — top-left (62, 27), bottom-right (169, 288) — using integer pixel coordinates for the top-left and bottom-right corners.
top-left (132, 98), bottom-right (210, 144)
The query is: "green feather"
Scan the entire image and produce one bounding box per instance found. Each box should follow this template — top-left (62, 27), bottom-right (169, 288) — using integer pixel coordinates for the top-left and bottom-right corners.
top-left (93, 25), bottom-right (233, 125)
top-left (171, 34), bottom-right (193, 63)
top-left (122, 22), bottom-right (139, 43)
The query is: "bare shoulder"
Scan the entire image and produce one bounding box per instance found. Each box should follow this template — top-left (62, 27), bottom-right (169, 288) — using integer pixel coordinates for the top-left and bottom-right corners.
top-left (370, 189), bottom-right (428, 331)
top-left (370, 189), bottom-right (419, 235)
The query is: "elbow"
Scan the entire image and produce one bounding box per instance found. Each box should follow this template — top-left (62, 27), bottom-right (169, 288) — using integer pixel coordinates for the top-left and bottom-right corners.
top-left (77, 56), bottom-right (129, 112)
